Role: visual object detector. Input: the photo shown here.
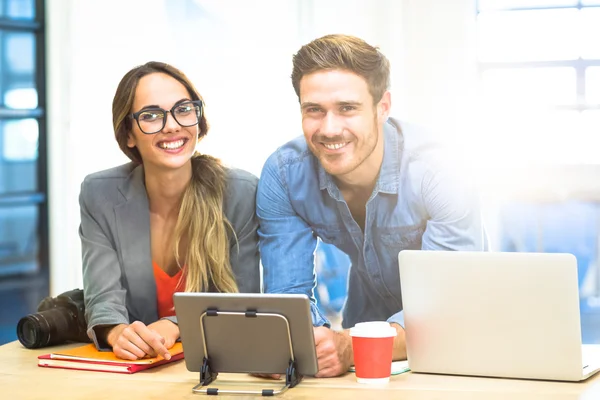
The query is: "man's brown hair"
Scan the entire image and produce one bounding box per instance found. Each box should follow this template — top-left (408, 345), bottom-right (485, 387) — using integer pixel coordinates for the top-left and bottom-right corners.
top-left (291, 34), bottom-right (390, 104)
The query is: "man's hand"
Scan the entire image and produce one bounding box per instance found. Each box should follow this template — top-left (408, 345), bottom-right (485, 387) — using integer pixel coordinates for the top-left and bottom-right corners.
top-left (389, 322), bottom-right (407, 361)
top-left (107, 321), bottom-right (172, 361)
top-left (313, 326), bottom-right (353, 377)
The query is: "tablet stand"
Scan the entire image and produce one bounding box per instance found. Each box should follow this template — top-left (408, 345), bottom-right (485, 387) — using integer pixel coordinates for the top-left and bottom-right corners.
top-left (192, 308), bottom-right (303, 396)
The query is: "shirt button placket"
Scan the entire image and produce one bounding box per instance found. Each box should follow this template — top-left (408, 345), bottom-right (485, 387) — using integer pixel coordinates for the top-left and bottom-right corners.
top-left (364, 244), bottom-right (382, 286)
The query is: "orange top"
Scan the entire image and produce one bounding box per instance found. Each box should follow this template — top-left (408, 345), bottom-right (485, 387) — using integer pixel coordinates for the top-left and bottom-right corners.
top-left (152, 261), bottom-right (186, 318)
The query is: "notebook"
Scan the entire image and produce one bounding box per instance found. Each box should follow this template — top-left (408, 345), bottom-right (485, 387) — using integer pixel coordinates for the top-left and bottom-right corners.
top-left (398, 250), bottom-right (600, 382)
top-left (38, 342), bottom-right (184, 374)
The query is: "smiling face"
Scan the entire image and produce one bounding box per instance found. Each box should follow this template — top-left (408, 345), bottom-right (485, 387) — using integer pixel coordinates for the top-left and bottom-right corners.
top-left (126, 72), bottom-right (199, 171)
top-left (300, 69), bottom-right (390, 181)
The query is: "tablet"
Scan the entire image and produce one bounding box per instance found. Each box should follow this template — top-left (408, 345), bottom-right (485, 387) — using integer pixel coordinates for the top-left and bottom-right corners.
top-left (174, 293), bottom-right (318, 376)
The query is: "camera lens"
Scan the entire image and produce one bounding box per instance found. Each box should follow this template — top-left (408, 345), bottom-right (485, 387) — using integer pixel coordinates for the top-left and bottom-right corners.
top-left (16, 314), bottom-right (50, 349)
top-left (16, 308), bottom-right (73, 349)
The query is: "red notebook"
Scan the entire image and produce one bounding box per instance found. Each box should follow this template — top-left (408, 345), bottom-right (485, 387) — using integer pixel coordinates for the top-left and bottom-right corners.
top-left (38, 342), bottom-right (184, 374)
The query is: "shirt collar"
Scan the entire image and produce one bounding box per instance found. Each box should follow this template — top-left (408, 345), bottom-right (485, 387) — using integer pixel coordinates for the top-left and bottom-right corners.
top-left (317, 118), bottom-right (403, 196)
top-left (118, 163), bottom-right (147, 202)
top-left (377, 118), bottom-right (402, 194)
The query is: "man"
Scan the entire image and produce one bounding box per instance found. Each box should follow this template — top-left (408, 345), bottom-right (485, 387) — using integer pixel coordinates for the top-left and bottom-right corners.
top-left (257, 34), bottom-right (488, 378)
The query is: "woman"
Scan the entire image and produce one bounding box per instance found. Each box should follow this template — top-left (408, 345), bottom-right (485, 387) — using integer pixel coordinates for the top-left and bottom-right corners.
top-left (80, 61), bottom-right (260, 360)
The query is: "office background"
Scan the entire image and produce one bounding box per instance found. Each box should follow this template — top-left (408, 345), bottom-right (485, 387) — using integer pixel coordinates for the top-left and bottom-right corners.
top-left (1, 0), bottom-right (599, 345)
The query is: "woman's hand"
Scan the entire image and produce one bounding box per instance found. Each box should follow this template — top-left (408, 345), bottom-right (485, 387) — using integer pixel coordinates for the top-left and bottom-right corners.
top-left (147, 319), bottom-right (180, 350)
top-left (106, 321), bottom-right (173, 361)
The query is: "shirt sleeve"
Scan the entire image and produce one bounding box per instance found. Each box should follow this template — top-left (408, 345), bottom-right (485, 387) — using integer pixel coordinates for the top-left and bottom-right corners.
top-left (256, 154), bottom-right (330, 327)
top-left (420, 158), bottom-right (488, 251)
top-left (388, 158), bottom-right (488, 329)
top-left (79, 178), bottom-right (129, 350)
top-left (387, 311), bottom-right (405, 328)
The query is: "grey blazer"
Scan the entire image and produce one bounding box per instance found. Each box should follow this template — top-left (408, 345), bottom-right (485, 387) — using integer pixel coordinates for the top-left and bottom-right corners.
top-left (79, 162), bottom-right (260, 349)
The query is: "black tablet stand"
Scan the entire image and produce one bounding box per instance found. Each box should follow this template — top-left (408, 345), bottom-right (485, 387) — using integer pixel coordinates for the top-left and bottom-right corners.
top-left (192, 308), bottom-right (303, 396)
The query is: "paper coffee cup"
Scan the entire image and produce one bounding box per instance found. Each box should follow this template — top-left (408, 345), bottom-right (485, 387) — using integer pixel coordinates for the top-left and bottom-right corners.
top-left (349, 321), bottom-right (397, 384)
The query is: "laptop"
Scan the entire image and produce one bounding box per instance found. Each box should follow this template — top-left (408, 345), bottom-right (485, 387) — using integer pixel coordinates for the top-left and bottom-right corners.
top-left (398, 250), bottom-right (600, 381)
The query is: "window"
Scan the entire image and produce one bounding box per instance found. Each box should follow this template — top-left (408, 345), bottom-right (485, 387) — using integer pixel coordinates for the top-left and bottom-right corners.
top-left (478, 1), bottom-right (600, 345)
top-left (0, 0), bottom-right (47, 280)
top-left (477, 1), bottom-right (600, 164)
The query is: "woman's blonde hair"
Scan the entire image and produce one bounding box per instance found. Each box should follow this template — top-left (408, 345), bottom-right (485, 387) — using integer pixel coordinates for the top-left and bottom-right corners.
top-left (112, 61), bottom-right (238, 293)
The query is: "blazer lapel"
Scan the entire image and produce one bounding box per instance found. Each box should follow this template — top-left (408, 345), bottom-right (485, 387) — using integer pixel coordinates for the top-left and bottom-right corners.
top-left (114, 165), bottom-right (158, 324)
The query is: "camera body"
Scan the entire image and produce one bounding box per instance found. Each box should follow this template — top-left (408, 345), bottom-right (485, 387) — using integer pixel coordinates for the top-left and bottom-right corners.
top-left (17, 288), bottom-right (91, 349)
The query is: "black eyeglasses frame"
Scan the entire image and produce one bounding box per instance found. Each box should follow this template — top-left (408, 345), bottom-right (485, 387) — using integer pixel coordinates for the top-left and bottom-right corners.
top-left (129, 100), bottom-right (203, 135)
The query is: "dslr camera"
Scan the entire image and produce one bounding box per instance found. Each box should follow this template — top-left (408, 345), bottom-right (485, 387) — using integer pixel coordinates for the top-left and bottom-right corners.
top-left (16, 288), bottom-right (90, 349)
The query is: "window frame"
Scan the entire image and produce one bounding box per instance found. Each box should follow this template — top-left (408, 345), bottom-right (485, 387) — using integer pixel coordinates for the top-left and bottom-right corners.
top-left (0, 0), bottom-right (48, 282)
top-left (477, 1), bottom-right (600, 111)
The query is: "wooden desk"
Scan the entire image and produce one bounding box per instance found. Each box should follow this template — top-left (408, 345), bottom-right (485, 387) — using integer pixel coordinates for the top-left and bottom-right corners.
top-left (2, 341), bottom-right (600, 400)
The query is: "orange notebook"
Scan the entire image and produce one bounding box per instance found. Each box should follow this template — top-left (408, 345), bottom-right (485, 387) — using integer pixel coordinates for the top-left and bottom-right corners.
top-left (38, 342), bottom-right (184, 374)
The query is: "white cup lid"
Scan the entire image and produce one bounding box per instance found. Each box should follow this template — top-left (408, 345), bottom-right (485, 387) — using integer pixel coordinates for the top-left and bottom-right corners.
top-left (349, 321), bottom-right (397, 338)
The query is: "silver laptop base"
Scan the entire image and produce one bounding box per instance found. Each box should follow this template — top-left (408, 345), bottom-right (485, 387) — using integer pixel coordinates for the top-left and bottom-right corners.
top-left (191, 309), bottom-right (303, 396)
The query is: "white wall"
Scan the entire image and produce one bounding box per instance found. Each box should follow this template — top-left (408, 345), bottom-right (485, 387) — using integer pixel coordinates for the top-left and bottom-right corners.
top-left (298, 0), bottom-right (480, 150)
top-left (297, 0), bottom-right (407, 116)
top-left (46, 0), bottom-right (479, 294)
top-left (46, 0), bottom-right (306, 294)
top-left (402, 0), bottom-right (479, 141)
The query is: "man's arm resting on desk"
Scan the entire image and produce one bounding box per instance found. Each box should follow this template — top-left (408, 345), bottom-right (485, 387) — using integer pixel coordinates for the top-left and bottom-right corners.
top-left (257, 154), bottom-right (330, 325)
top-left (313, 322), bottom-right (407, 378)
top-left (313, 326), bottom-right (353, 378)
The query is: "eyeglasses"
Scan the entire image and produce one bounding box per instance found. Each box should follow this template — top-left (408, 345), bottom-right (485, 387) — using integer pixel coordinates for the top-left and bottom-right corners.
top-left (130, 100), bottom-right (203, 135)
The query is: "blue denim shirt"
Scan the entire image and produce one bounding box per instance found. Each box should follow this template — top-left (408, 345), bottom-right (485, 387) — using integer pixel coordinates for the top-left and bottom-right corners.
top-left (257, 118), bottom-right (488, 329)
